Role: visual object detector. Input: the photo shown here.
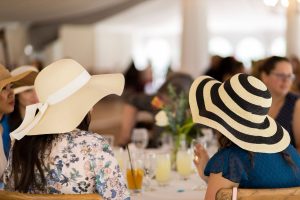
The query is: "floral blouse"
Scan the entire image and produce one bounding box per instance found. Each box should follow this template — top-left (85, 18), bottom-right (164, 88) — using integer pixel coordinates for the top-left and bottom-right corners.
top-left (4, 130), bottom-right (130, 200)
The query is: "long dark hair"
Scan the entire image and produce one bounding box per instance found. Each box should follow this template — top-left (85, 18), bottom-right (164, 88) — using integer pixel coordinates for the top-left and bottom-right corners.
top-left (11, 113), bottom-right (91, 192)
top-left (8, 96), bottom-right (23, 132)
top-left (217, 132), bottom-right (296, 169)
top-left (258, 56), bottom-right (290, 76)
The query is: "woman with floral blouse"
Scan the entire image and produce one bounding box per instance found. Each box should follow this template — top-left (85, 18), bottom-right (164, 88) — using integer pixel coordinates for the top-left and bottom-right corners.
top-left (4, 59), bottom-right (130, 200)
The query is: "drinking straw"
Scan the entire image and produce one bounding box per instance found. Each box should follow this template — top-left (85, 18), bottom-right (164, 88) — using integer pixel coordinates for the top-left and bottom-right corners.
top-left (126, 145), bottom-right (137, 190)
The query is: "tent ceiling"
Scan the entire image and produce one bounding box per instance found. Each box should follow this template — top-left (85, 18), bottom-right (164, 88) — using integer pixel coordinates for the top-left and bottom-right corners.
top-left (0, 0), bottom-right (148, 50)
top-left (0, 0), bottom-right (143, 23)
top-left (0, 0), bottom-right (286, 49)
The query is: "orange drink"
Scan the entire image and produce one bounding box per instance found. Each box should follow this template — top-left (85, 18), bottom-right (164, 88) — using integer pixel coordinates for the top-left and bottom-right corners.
top-left (126, 168), bottom-right (144, 191)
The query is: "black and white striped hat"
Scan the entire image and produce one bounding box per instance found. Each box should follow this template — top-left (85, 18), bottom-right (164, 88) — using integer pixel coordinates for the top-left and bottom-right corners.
top-left (189, 73), bottom-right (290, 153)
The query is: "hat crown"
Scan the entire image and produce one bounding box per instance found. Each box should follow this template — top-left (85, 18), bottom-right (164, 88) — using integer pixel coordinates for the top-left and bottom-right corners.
top-left (35, 59), bottom-right (87, 102)
top-left (0, 64), bottom-right (11, 81)
top-left (223, 74), bottom-right (272, 116)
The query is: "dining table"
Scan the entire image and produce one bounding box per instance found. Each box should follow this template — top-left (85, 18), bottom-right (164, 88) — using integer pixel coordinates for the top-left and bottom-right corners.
top-left (115, 132), bottom-right (218, 200)
top-left (127, 145), bottom-right (218, 200)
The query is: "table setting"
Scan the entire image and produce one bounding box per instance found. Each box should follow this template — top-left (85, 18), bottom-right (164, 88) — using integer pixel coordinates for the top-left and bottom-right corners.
top-left (113, 129), bottom-right (218, 200)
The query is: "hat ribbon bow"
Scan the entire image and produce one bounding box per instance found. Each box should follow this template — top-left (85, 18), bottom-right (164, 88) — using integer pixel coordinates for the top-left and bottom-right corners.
top-left (10, 70), bottom-right (91, 140)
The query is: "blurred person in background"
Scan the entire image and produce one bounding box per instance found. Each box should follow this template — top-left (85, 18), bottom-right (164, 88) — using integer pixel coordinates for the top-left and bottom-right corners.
top-left (204, 55), bottom-right (223, 80)
top-left (9, 66), bottom-right (39, 132)
top-left (123, 60), bottom-right (152, 99)
top-left (217, 56), bottom-right (245, 81)
top-left (30, 58), bottom-right (44, 71)
top-left (0, 64), bottom-right (35, 184)
top-left (257, 56), bottom-right (300, 152)
top-left (117, 72), bottom-right (193, 148)
top-left (289, 55), bottom-right (300, 94)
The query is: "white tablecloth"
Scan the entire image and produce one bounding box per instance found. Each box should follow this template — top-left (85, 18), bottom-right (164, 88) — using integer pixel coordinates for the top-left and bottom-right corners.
top-left (119, 139), bottom-right (218, 200)
top-left (131, 172), bottom-right (207, 200)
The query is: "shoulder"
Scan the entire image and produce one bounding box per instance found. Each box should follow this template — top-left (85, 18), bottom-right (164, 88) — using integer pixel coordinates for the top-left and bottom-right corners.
top-left (285, 144), bottom-right (300, 160)
top-left (286, 92), bottom-right (300, 103)
top-left (207, 145), bottom-right (249, 169)
top-left (210, 145), bottom-right (248, 161)
top-left (292, 97), bottom-right (300, 116)
top-left (57, 129), bottom-right (105, 141)
top-left (205, 145), bottom-right (250, 183)
top-left (52, 130), bottom-right (115, 159)
top-left (55, 130), bottom-right (110, 150)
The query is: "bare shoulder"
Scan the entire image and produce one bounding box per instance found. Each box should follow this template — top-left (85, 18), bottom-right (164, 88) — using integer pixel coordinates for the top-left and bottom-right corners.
top-left (295, 98), bottom-right (300, 111)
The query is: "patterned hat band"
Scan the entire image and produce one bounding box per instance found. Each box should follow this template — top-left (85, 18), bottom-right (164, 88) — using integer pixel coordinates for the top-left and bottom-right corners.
top-left (189, 73), bottom-right (290, 153)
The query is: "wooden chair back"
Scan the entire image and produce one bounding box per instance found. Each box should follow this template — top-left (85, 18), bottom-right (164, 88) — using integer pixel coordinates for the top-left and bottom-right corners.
top-left (216, 187), bottom-right (300, 200)
top-left (0, 190), bottom-right (102, 200)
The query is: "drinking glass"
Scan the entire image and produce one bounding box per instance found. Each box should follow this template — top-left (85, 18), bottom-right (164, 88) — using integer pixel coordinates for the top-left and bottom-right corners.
top-left (155, 153), bottom-right (171, 186)
top-left (191, 137), bottom-right (207, 150)
top-left (143, 152), bottom-right (156, 191)
top-left (114, 147), bottom-right (126, 172)
top-left (131, 128), bottom-right (149, 149)
top-left (126, 159), bottom-right (144, 194)
top-left (176, 149), bottom-right (193, 180)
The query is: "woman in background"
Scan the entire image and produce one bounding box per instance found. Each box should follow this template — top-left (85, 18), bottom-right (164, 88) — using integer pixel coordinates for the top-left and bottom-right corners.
top-left (257, 56), bottom-right (300, 152)
top-left (0, 64), bottom-right (35, 186)
top-left (4, 59), bottom-right (130, 200)
top-left (9, 66), bottom-right (39, 132)
top-left (117, 72), bottom-right (193, 148)
top-left (0, 64), bottom-right (36, 159)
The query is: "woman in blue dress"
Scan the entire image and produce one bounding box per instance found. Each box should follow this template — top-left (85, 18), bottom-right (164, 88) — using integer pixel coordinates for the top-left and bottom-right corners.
top-left (189, 73), bottom-right (300, 200)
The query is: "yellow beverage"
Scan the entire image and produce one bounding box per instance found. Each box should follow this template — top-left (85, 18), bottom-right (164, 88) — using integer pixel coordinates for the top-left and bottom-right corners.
top-left (126, 168), bottom-right (144, 190)
top-left (155, 154), bottom-right (171, 185)
top-left (176, 150), bottom-right (193, 178)
top-left (114, 148), bottom-right (125, 171)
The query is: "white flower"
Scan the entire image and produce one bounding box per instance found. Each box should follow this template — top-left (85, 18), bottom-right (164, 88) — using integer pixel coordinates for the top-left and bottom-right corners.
top-left (155, 110), bottom-right (169, 126)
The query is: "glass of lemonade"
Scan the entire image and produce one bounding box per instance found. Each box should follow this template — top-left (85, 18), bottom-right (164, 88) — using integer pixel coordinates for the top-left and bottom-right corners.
top-left (176, 149), bottom-right (193, 180)
top-left (114, 147), bottom-right (126, 172)
top-left (126, 159), bottom-right (144, 193)
top-left (155, 153), bottom-right (171, 186)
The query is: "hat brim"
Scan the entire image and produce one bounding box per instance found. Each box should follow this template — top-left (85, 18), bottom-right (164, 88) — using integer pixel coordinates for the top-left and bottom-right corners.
top-left (25, 73), bottom-right (124, 136)
top-left (14, 86), bottom-right (35, 94)
top-left (189, 76), bottom-right (290, 153)
top-left (0, 70), bottom-right (37, 91)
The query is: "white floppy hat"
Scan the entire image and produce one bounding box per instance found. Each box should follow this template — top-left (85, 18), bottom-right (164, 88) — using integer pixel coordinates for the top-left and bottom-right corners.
top-left (10, 65), bottom-right (39, 94)
top-left (11, 59), bottom-right (124, 140)
top-left (189, 73), bottom-right (290, 153)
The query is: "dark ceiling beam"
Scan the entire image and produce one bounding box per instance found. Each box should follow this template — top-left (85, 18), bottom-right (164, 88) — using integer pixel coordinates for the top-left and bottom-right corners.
top-left (29, 0), bottom-right (149, 50)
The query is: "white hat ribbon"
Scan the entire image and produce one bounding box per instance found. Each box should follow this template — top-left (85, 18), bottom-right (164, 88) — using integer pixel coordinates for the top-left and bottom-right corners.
top-left (11, 70), bottom-right (91, 140)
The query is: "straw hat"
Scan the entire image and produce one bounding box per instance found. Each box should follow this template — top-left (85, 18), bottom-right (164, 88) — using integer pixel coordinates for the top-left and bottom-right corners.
top-left (0, 64), bottom-right (36, 91)
top-left (11, 59), bottom-right (124, 140)
top-left (189, 73), bottom-right (290, 153)
top-left (10, 65), bottom-right (39, 94)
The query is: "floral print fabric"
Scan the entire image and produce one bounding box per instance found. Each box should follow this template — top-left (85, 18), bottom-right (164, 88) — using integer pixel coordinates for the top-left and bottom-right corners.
top-left (4, 130), bottom-right (130, 200)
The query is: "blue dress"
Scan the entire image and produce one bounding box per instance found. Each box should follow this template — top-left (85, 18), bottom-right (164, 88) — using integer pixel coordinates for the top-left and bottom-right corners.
top-left (276, 92), bottom-right (299, 147)
top-left (0, 115), bottom-right (10, 159)
top-left (204, 144), bottom-right (300, 188)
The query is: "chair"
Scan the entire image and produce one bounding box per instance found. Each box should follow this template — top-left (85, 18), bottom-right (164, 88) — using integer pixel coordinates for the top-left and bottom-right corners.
top-left (216, 186), bottom-right (300, 200)
top-left (0, 190), bottom-right (102, 200)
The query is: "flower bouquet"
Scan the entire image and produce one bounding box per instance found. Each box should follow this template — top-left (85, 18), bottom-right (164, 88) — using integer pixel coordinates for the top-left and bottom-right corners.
top-left (152, 84), bottom-right (201, 150)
